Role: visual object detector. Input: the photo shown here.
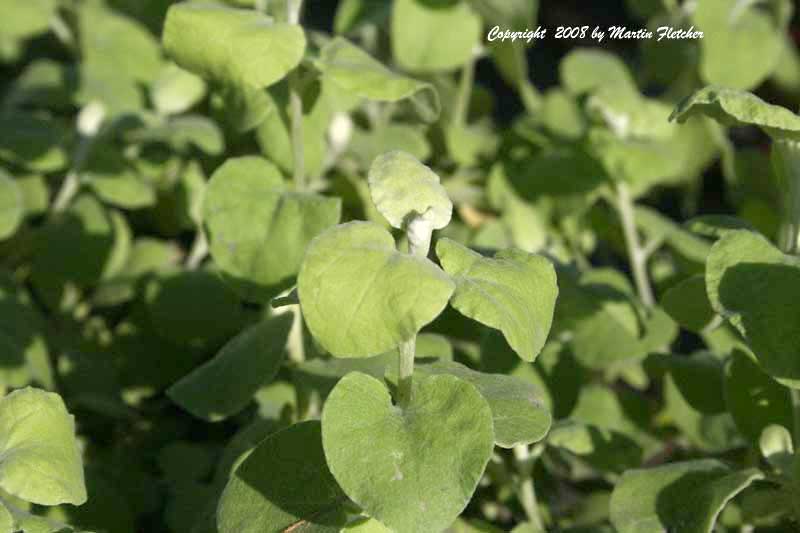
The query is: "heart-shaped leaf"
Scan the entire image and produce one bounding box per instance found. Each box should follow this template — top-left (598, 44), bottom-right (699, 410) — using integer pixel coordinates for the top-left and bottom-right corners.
top-left (706, 230), bottom-right (800, 388)
top-left (321, 372), bottom-right (494, 532)
top-left (416, 360), bottom-right (551, 447)
top-left (391, 0), bottom-right (481, 73)
top-left (0, 388), bottom-right (86, 506)
top-left (724, 349), bottom-right (793, 443)
top-left (217, 421), bottom-right (349, 533)
top-left (163, 3), bottom-right (306, 90)
top-left (203, 156), bottom-right (341, 303)
top-left (368, 151), bottom-right (452, 231)
top-left (610, 460), bottom-right (763, 533)
top-left (671, 86), bottom-right (800, 141)
top-left (315, 37), bottom-right (440, 122)
top-left (436, 238), bottom-right (557, 362)
top-left (168, 314), bottom-right (293, 422)
top-left (298, 221), bottom-right (454, 358)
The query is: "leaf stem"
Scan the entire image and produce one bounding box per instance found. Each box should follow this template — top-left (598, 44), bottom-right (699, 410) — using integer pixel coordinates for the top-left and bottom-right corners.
top-left (287, 0), bottom-right (305, 190)
top-left (513, 444), bottom-right (544, 530)
top-left (185, 230), bottom-right (208, 269)
top-left (614, 182), bottom-right (655, 307)
top-left (397, 337), bottom-right (415, 408)
top-left (52, 135), bottom-right (93, 214)
top-left (452, 54), bottom-right (475, 128)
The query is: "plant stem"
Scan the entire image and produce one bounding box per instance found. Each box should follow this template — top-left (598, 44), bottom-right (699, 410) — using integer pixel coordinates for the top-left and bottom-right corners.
top-left (615, 182), bottom-right (655, 307)
top-left (52, 135), bottom-right (93, 214)
top-left (287, 0), bottom-right (305, 190)
top-left (397, 337), bottom-right (415, 408)
top-left (185, 230), bottom-right (208, 269)
top-left (774, 139), bottom-right (800, 445)
top-left (513, 445), bottom-right (544, 530)
top-left (452, 55), bottom-right (475, 128)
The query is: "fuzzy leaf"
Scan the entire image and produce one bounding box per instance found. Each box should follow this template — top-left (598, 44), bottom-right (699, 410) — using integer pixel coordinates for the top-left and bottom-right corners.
top-left (610, 460), bottom-right (763, 533)
top-left (724, 350), bottom-right (793, 443)
top-left (315, 37), bottom-right (440, 122)
top-left (163, 3), bottom-right (306, 89)
top-left (368, 151), bottom-right (452, 230)
top-left (0, 388), bottom-right (86, 506)
top-left (671, 86), bottom-right (800, 141)
top-left (321, 372), bottom-right (494, 533)
top-left (168, 314), bottom-right (293, 422)
top-left (706, 230), bottom-right (800, 388)
top-left (417, 360), bottom-right (551, 447)
top-left (217, 421), bottom-right (349, 533)
top-left (203, 157), bottom-right (341, 303)
top-left (151, 63), bottom-right (207, 115)
top-left (298, 222), bottom-right (454, 357)
top-left (391, 0), bottom-right (481, 72)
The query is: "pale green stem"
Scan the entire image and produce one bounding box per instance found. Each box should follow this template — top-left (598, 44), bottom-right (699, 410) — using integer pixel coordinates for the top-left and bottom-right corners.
top-left (774, 139), bottom-right (800, 446)
top-left (397, 216), bottom-right (434, 408)
top-left (615, 182), bottom-right (655, 307)
top-left (397, 337), bottom-right (415, 408)
top-left (287, 0), bottom-right (305, 190)
top-left (513, 444), bottom-right (544, 530)
top-left (52, 135), bottom-right (93, 214)
top-left (452, 55), bottom-right (475, 128)
top-left (186, 230), bottom-right (208, 269)
top-left (519, 81), bottom-right (542, 115)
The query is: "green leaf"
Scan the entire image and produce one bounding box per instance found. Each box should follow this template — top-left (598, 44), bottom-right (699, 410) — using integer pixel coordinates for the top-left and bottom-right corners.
top-left (0, 388), bottom-right (86, 506)
top-left (315, 37), bottom-right (440, 122)
top-left (84, 147), bottom-right (156, 210)
top-left (706, 230), bottom-right (800, 388)
top-left (0, 502), bottom-right (10, 533)
top-left (126, 115), bottom-right (225, 156)
top-left (658, 352), bottom-right (726, 415)
top-left (560, 48), bottom-right (637, 95)
top-left (436, 239), bottom-right (557, 362)
top-left (0, 293), bottom-right (53, 390)
top-left (547, 420), bottom-right (643, 474)
top-left (151, 63), bottom-right (207, 115)
top-left (79, 1), bottom-right (162, 85)
top-left (610, 460), bottom-right (763, 533)
top-left (416, 360), bottom-right (551, 447)
top-left (0, 113), bottom-right (67, 173)
top-left (145, 270), bottom-right (246, 349)
top-left (391, 0), bottom-right (481, 72)
top-left (203, 156), bottom-right (342, 303)
top-left (4, 0), bottom-right (58, 40)
top-left (670, 86), bottom-right (800, 141)
top-left (30, 194), bottom-right (115, 309)
top-left (217, 421), bottom-right (349, 533)
top-left (321, 372), bottom-right (494, 532)
top-left (586, 88), bottom-right (676, 141)
top-left (368, 151), bottom-right (452, 230)
top-left (163, 3), bottom-right (306, 89)
top-left (348, 125), bottom-right (431, 169)
top-left (0, 172), bottom-right (23, 240)
top-left (168, 314), bottom-right (293, 422)
top-left (724, 350), bottom-right (793, 443)
top-left (298, 221), bottom-right (454, 358)
top-left (342, 517), bottom-right (392, 532)
top-left (693, 0), bottom-right (789, 90)
top-left (759, 424), bottom-right (794, 474)
top-left (661, 275), bottom-right (715, 333)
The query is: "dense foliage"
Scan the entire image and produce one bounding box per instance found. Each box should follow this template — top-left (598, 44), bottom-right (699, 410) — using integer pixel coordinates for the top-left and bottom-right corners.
top-left (2, 0), bottom-right (800, 531)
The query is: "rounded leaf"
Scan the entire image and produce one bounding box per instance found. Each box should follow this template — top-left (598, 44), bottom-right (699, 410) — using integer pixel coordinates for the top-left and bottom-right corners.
top-left (163, 3), bottom-right (306, 89)
top-left (0, 172), bottom-right (23, 240)
top-left (706, 230), bottom-right (800, 387)
top-left (298, 221), bottom-right (454, 357)
top-left (217, 421), bottom-right (349, 533)
top-left (0, 388), bottom-right (86, 506)
top-left (204, 157), bottom-right (342, 303)
top-left (321, 372), bottom-right (494, 533)
top-left (368, 151), bottom-right (452, 230)
top-left (436, 239), bottom-right (557, 362)
top-left (610, 460), bottom-right (763, 533)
